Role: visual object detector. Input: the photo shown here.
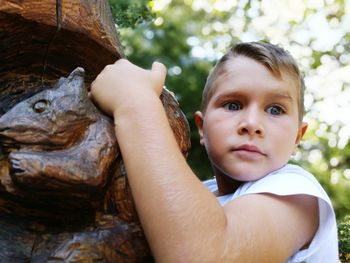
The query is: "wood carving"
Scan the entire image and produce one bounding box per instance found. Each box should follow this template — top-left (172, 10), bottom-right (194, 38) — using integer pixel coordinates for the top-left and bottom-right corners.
top-left (0, 1), bottom-right (191, 262)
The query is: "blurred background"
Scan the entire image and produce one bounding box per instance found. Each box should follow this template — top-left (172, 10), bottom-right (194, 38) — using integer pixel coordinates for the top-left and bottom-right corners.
top-left (108, 0), bottom-right (350, 221)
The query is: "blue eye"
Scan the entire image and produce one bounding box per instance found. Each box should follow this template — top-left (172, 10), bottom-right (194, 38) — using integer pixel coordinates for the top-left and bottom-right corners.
top-left (224, 102), bottom-right (242, 111)
top-left (266, 105), bottom-right (284, 115)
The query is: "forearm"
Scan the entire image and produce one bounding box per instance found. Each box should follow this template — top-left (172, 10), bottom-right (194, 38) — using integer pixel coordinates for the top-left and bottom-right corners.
top-left (113, 95), bottom-right (229, 261)
top-left (90, 60), bottom-right (314, 262)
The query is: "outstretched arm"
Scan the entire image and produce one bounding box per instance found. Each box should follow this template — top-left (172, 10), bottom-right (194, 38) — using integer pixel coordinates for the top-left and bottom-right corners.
top-left (90, 59), bottom-right (318, 262)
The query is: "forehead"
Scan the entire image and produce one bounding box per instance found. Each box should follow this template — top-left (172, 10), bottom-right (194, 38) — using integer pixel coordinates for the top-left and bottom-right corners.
top-left (209, 56), bottom-right (299, 101)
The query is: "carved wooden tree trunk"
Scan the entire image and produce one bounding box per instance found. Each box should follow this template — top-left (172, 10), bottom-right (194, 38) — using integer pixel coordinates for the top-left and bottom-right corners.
top-left (0, 1), bottom-right (191, 262)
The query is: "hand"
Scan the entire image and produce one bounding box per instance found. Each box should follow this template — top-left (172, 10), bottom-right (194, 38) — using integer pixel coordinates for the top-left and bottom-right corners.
top-left (9, 151), bottom-right (43, 185)
top-left (90, 59), bottom-right (167, 117)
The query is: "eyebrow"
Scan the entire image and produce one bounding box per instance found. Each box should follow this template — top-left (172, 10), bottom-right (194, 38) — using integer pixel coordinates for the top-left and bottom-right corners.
top-left (213, 89), bottom-right (294, 101)
top-left (269, 91), bottom-right (294, 101)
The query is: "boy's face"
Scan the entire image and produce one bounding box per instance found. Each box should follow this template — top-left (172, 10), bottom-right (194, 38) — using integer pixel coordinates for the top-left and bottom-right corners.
top-left (195, 56), bottom-right (307, 182)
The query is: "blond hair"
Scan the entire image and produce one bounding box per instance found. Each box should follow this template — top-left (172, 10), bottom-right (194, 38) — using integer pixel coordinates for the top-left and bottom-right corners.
top-left (201, 42), bottom-right (305, 123)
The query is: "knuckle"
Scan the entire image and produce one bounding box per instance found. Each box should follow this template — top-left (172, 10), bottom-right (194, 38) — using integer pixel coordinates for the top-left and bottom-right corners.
top-left (116, 58), bottom-right (128, 64)
top-left (104, 64), bottom-right (114, 71)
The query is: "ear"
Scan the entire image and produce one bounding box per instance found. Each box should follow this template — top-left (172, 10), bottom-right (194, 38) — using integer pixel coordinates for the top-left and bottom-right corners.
top-left (295, 122), bottom-right (308, 145)
top-left (66, 67), bottom-right (87, 97)
top-left (194, 111), bottom-right (205, 145)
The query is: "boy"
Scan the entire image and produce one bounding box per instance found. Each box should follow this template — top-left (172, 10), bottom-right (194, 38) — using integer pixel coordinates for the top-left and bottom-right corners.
top-left (91, 42), bottom-right (338, 262)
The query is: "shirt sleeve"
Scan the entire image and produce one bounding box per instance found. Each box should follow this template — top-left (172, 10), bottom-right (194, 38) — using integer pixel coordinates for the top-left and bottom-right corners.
top-left (238, 164), bottom-right (339, 262)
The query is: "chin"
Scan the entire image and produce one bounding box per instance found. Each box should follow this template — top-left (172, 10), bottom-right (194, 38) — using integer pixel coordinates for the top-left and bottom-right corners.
top-left (228, 168), bottom-right (270, 182)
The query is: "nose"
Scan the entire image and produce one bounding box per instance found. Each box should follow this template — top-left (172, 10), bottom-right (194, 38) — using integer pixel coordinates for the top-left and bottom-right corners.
top-left (237, 107), bottom-right (264, 137)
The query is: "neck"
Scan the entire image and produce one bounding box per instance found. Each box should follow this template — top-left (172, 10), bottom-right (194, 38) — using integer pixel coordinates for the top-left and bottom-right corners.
top-left (215, 173), bottom-right (242, 196)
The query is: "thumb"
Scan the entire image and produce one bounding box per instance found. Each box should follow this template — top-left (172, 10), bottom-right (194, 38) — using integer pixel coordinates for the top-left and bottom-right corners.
top-left (151, 61), bottom-right (167, 87)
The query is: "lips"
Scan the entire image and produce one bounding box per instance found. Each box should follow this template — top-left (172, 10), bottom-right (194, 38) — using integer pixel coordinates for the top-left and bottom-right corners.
top-left (232, 144), bottom-right (266, 156)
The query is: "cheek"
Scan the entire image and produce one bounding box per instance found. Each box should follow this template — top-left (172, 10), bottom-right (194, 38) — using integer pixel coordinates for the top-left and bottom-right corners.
top-left (203, 118), bottom-right (230, 150)
top-left (204, 114), bottom-right (227, 136)
top-left (272, 124), bottom-right (299, 153)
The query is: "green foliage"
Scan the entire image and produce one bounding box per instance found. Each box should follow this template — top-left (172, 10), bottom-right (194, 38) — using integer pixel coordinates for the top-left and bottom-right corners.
top-left (297, 120), bottom-right (350, 219)
top-left (109, 0), bottom-right (350, 219)
top-left (108, 0), bottom-right (154, 28)
top-left (339, 215), bottom-right (350, 262)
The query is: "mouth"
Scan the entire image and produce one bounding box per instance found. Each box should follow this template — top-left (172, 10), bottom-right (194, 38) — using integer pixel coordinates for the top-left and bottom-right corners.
top-left (0, 127), bottom-right (9, 133)
top-left (0, 143), bottom-right (20, 153)
top-left (232, 144), bottom-right (266, 156)
top-left (0, 133), bottom-right (20, 152)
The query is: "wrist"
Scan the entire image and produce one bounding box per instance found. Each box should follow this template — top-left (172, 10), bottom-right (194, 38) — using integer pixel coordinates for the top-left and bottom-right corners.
top-left (112, 92), bottom-right (162, 122)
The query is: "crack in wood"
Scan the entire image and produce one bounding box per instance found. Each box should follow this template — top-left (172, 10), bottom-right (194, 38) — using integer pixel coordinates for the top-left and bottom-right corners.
top-left (40, 0), bottom-right (62, 87)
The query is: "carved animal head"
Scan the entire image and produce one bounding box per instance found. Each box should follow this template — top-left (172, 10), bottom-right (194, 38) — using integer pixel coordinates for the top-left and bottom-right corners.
top-left (0, 68), bottom-right (100, 151)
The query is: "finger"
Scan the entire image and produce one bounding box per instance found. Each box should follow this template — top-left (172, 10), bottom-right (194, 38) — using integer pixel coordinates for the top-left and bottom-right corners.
top-left (151, 61), bottom-right (167, 85)
top-left (89, 81), bottom-right (96, 99)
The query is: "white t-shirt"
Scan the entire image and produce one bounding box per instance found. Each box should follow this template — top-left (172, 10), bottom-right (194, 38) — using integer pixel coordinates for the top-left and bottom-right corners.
top-left (203, 164), bottom-right (339, 263)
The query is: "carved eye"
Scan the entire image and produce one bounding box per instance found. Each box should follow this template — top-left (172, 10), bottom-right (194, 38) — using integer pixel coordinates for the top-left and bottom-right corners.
top-left (33, 100), bottom-right (49, 113)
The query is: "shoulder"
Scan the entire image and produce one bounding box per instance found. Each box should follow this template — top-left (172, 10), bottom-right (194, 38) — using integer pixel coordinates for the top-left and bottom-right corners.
top-left (221, 183), bottom-right (319, 261)
top-left (212, 164), bottom-right (339, 261)
top-left (240, 164), bottom-right (338, 246)
top-left (242, 164), bottom-right (330, 200)
top-left (204, 164), bottom-right (332, 206)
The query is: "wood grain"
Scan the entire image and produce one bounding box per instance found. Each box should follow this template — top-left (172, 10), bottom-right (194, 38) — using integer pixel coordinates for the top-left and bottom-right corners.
top-left (0, 1), bottom-right (191, 262)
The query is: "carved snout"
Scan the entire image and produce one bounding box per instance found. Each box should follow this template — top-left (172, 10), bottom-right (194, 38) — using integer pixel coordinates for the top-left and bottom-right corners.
top-left (0, 115), bottom-right (10, 136)
top-left (0, 112), bottom-right (28, 141)
top-left (0, 120), bottom-right (19, 151)
top-left (0, 111), bottom-right (53, 148)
